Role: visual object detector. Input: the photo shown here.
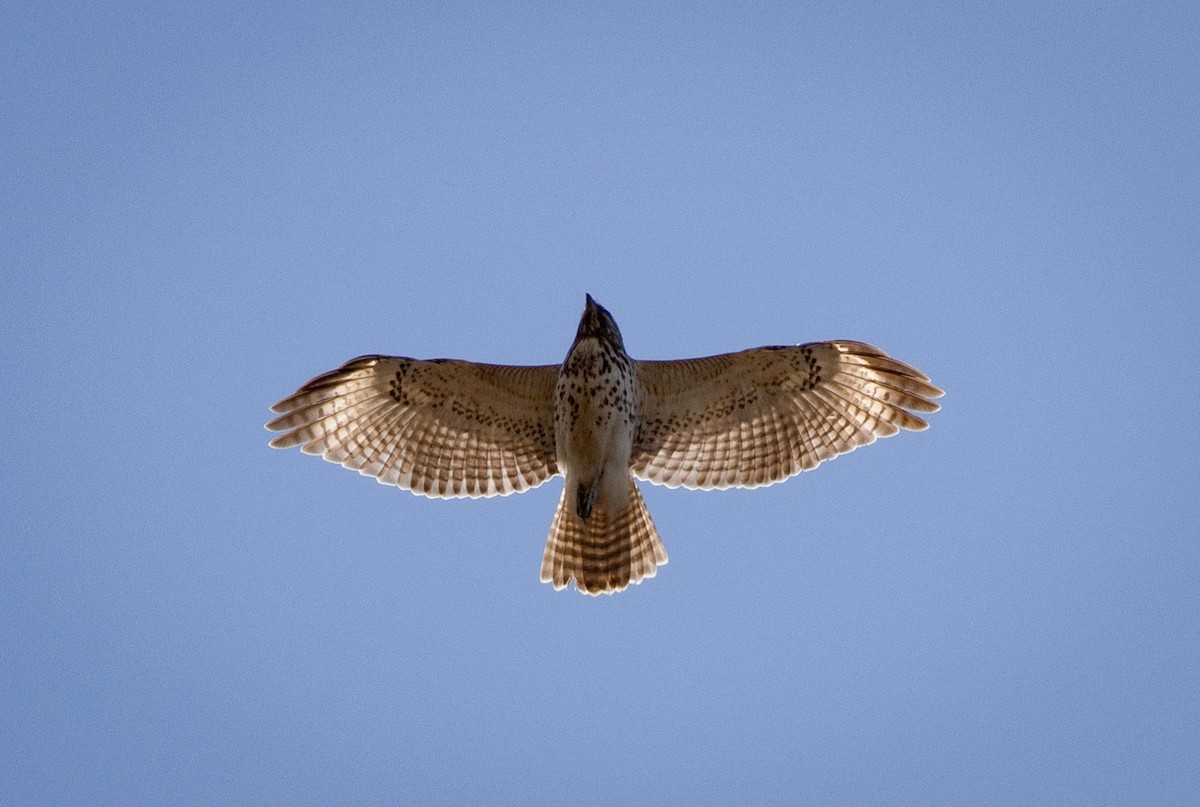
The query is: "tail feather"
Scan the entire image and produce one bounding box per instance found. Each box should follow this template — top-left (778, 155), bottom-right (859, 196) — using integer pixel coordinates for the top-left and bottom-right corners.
top-left (540, 478), bottom-right (668, 595)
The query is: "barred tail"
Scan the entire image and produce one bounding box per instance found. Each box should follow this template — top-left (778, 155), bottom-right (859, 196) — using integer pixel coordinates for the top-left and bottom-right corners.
top-left (540, 478), bottom-right (668, 595)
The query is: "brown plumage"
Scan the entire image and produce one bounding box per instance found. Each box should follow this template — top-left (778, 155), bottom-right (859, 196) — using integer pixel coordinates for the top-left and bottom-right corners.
top-left (267, 295), bottom-right (943, 595)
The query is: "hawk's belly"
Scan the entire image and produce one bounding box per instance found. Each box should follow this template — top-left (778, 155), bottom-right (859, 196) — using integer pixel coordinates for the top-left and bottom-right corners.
top-left (554, 339), bottom-right (638, 514)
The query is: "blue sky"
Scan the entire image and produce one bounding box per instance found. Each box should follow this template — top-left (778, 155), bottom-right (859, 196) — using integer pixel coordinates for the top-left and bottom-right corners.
top-left (2, 2), bottom-right (1197, 804)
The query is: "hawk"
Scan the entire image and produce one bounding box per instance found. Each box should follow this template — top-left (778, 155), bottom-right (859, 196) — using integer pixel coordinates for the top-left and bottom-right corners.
top-left (266, 295), bottom-right (943, 595)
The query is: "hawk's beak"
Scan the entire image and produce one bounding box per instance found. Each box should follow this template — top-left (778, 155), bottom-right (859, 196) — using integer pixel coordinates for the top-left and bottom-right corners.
top-left (580, 294), bottom-right (600, 333)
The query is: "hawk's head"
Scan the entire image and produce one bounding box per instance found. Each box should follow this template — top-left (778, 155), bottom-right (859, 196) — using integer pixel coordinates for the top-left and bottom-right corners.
top-left (575, 294), bottom-right (626, 351)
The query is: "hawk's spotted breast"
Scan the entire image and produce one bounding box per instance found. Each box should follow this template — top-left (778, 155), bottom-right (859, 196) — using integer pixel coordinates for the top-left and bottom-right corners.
top-left (267, 295), bottom-right (943, 595)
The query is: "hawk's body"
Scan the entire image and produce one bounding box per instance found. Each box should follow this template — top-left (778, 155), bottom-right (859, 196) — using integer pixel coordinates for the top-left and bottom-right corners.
top-left (546, 299), bottom-right (665, 592)
top-left (267, 295), bottom-right (943, 595)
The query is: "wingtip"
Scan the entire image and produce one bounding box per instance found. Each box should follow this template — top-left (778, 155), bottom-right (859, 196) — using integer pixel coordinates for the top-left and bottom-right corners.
top-left (266, 431), bottom-right (298, 448)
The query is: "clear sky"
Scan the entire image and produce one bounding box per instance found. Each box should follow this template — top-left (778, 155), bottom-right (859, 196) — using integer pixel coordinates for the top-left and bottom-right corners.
top-left (3, 2), bottom-right (1197, 804)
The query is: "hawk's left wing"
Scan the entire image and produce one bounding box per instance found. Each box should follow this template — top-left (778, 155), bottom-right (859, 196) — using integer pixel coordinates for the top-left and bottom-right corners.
top-left (632, 341), bottom-right (942, 490)
top-left (267, 355), bottom-right (560, 498)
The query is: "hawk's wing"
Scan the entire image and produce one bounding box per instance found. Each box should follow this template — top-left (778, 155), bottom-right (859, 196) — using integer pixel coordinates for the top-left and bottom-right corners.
top-left (632, 341), bottom-right (943, 490)
top-left (267, 355), bottom-right (560, 498)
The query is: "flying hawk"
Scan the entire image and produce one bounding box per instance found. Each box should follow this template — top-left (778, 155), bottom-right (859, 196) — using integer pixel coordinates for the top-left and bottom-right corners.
top-left (267, 296), bottom-right (942, 595)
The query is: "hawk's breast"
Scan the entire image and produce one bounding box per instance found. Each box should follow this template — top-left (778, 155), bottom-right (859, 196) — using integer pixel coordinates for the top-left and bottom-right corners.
top-left (553, 337), bottom-right (639, 483)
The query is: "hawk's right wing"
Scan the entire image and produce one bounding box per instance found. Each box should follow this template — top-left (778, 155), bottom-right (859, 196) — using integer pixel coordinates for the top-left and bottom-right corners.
top-left (632, 341), bottom-right (943, 490)
top-left (267, 355), bottom-right (560, 498)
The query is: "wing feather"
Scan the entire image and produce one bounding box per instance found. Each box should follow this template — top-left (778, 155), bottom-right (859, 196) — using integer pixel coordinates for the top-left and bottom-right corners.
top-left (267, 355), bottom-right (560, 498)
top-left (633, 341), bottom-right (942, 490)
